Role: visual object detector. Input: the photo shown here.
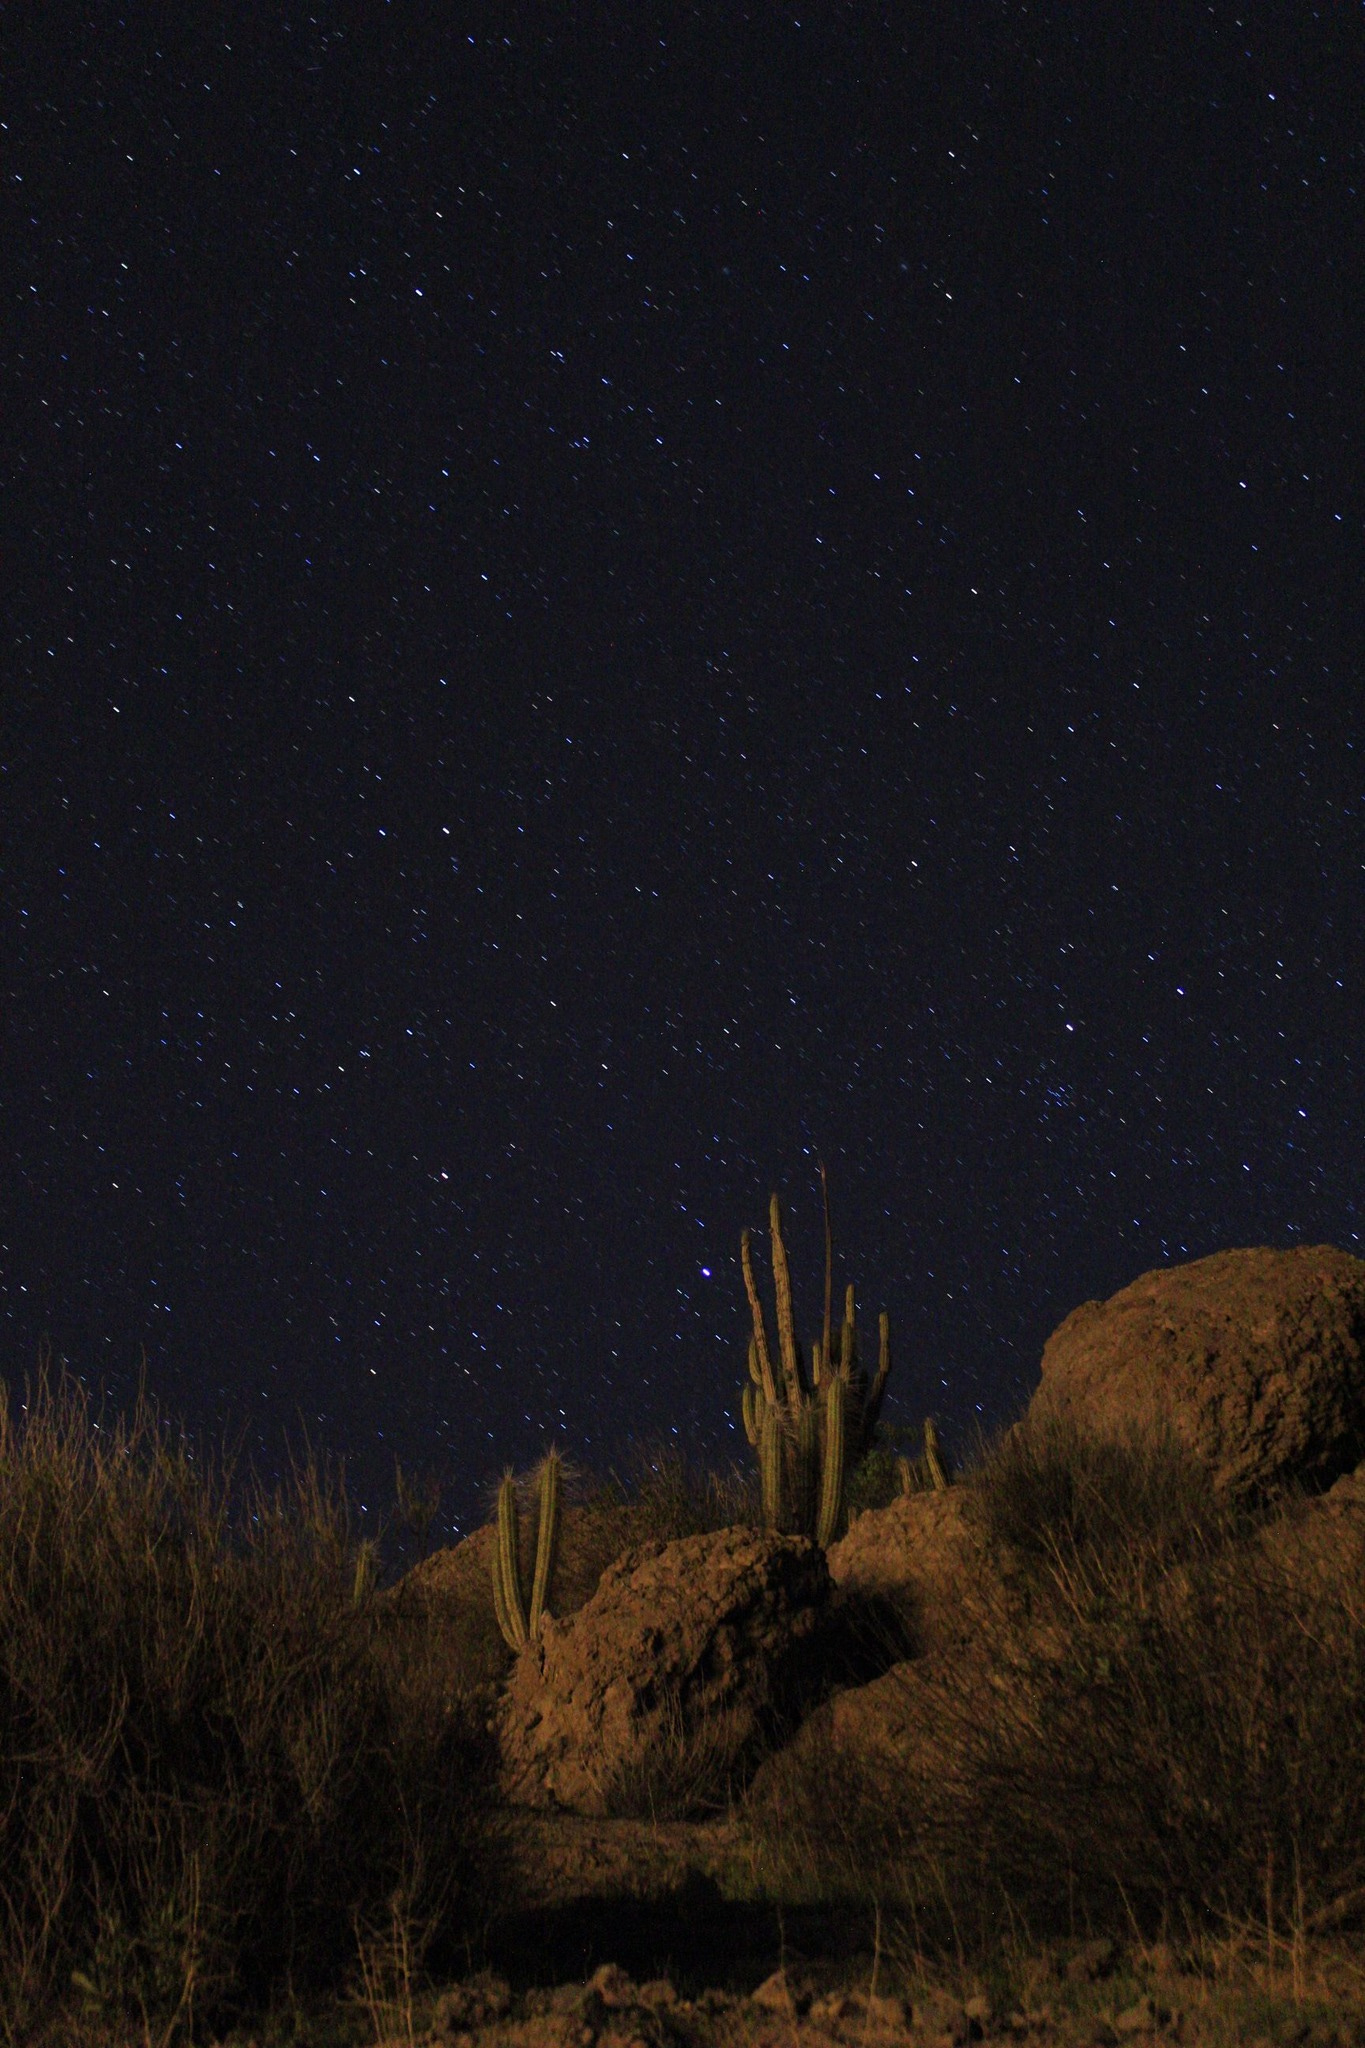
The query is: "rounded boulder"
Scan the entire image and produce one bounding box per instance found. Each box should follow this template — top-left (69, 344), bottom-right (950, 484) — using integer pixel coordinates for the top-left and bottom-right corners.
top-left (1028, 1244), bottom-right (1365, 1496)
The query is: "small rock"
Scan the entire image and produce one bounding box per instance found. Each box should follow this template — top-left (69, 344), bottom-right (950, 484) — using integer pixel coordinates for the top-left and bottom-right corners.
top-left (549, 1980), bottom-right (607, 2028)
top-left (866, 1989), bottom-right (912, 2027)
top-left (1066, 1939), bottom-right (1119, 1984)
top-left (636, 1977), bottom-right (677, 2007)
top-left (751, 1966), bottom-right (811, 2015)
top-left (914, 1990), bottom-right (971, 2043)
top-left (434, 1973), bottom-right (513, 2033)
top-left (1115, 1996), bottom-right (1171, 2036)
top-left (587, 1962), bottom-right (637, 2007)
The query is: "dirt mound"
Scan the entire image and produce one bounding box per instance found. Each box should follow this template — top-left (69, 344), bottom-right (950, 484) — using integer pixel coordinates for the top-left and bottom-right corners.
top-left (1028, 1244), bottom-right (1365, 1495)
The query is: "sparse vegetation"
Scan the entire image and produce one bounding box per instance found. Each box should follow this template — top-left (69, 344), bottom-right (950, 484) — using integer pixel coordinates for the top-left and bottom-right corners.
top-left (747, 1411), bottom-right (1365, 1963)
top-left (8, 1356), bottom-right (1365, 2042)
top-left (585, 1436), bottom-right (760, 1542)
top-left (0, 1365), bottom-right (498, 2044)
top-left (601, 1684), bottom-right (756, 1822)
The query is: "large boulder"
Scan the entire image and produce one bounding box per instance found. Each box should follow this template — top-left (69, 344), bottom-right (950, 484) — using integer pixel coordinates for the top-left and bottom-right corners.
top-left (497, 1525), bottom-right (831, 1815)
top-left (1028, 1245), bottom-right (1365, 1496)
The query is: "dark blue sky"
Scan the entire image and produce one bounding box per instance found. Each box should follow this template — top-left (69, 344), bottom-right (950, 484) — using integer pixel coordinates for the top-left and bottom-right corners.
top-left (4, 8), bottom-right (1363, 1532)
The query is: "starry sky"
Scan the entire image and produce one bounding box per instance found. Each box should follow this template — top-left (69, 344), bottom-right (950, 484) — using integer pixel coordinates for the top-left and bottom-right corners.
top-left (4, 9), bottom-right (1364, 1534)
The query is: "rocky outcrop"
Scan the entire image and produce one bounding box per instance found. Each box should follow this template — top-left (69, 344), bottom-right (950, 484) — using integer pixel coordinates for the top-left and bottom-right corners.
top-left (1028, 1244), bottom-right (1365, 1496)
top-left (497, 1525), bottom-right (831, 1815)
top-left (827, 1485), bottom-right (1004, 1656)
top-left (1258, 1458), bottom-right (1365, 1593)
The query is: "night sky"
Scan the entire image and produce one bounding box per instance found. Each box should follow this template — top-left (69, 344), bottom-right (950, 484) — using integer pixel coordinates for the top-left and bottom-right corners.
top-left (5, 10), bottom-right (1364, 1535)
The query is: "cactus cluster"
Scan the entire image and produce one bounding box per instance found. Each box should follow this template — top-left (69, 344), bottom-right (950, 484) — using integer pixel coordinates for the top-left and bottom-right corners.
top-left (740, 1169), bottom-right (891, 1547)
top-left (490, 1449), bottom-right (562, 1650)
top-left (895, 1416), bottom-right (950, 1495)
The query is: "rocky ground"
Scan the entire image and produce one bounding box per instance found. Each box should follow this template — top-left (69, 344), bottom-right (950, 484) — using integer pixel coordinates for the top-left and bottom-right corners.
top-left (268, 1914), bottom-right (1365, 2048)
top-left (221, 1807), bottom-right (1365, 2048)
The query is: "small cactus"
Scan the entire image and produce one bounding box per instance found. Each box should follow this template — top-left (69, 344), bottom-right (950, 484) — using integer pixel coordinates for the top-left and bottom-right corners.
top-left (923, 1415), bottom-right (949, 1491)
top-left (739, 1165), bottom-right (891, 1547)
top-left (893, 1419), bottom-right (951, 1495)
top-left (490, 1448), bottom-right (562, 1649)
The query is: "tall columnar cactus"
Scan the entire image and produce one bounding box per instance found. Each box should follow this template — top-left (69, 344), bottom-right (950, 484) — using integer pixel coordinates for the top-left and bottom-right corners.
top-left (490, 1448), bottom-right (562, 1650)
top-left (740, 1167), bottom-right (891, 1547)
top-left (923, 1415), bottom-right (949, 1491)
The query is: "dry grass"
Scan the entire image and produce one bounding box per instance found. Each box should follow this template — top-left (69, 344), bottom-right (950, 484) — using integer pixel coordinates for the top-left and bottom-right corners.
top-left (583, 1437), bottom-right (761, 1543)
top-left (15, 1373), bottom-right (1365, 2039)
top-left (599, 1686), bottom-right (757, 1823)
top-left (0, 1366), bottom-right (499, 2044)
top-left (746, 1413), bottom-right (1365, 1962)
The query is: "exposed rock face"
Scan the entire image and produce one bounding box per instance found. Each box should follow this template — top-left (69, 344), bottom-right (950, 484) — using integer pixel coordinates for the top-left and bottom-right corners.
top-left (827, 1486), bottom-right (1001, 1656)
top-left (1028, 1244), bottom-right (1365, 1496)
top-left (497, 1525), bottom-right (831, 1815)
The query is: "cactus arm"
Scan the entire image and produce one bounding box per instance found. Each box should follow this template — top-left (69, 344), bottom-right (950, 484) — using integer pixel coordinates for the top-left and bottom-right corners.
top-left (741, 1381), bottom-right (760, 1446)
top-left (864, 1311), bottom-right (891, 1435)
top-left (768, 1193), bottom-right (805, 1406)
top-left (758, 1403), bottom-right (785, 1530)
top-left (741, 1228), bottom-right (781, 1407)
top-left (528, 1448), bottom-right (561, 1637)
top-left (495, 1471), bottom-right (527, 1647)
top-left (924, 1416), bottom-right (948, 1491)
top-left (895, 1454), bottom-right (914, 1497)
top-left (490, 1535), bottom-right (517, 1648)
top-left (815, 1374), bottom-right (847, 1547)
top-left (819, 1160), bottom-right (833, 1381)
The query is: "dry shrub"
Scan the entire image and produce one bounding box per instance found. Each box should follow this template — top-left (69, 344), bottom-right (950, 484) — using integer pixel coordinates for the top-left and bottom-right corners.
top-left (967, 1409), bottom-right (1230, 1574)
top-left (585, 1438), bottom-right (760, 1545)
top-left (0, 1367), bottom-right (500, 2043)
top-left (748, 1416), bottom-right (1365, 1954)
top-left (601, 1686), bottom-right (756, 1823)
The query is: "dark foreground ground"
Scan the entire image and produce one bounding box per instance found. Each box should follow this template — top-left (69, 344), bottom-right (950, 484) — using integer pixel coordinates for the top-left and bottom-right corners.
top-left (194, 1812), bottom-right (1365, 2048)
